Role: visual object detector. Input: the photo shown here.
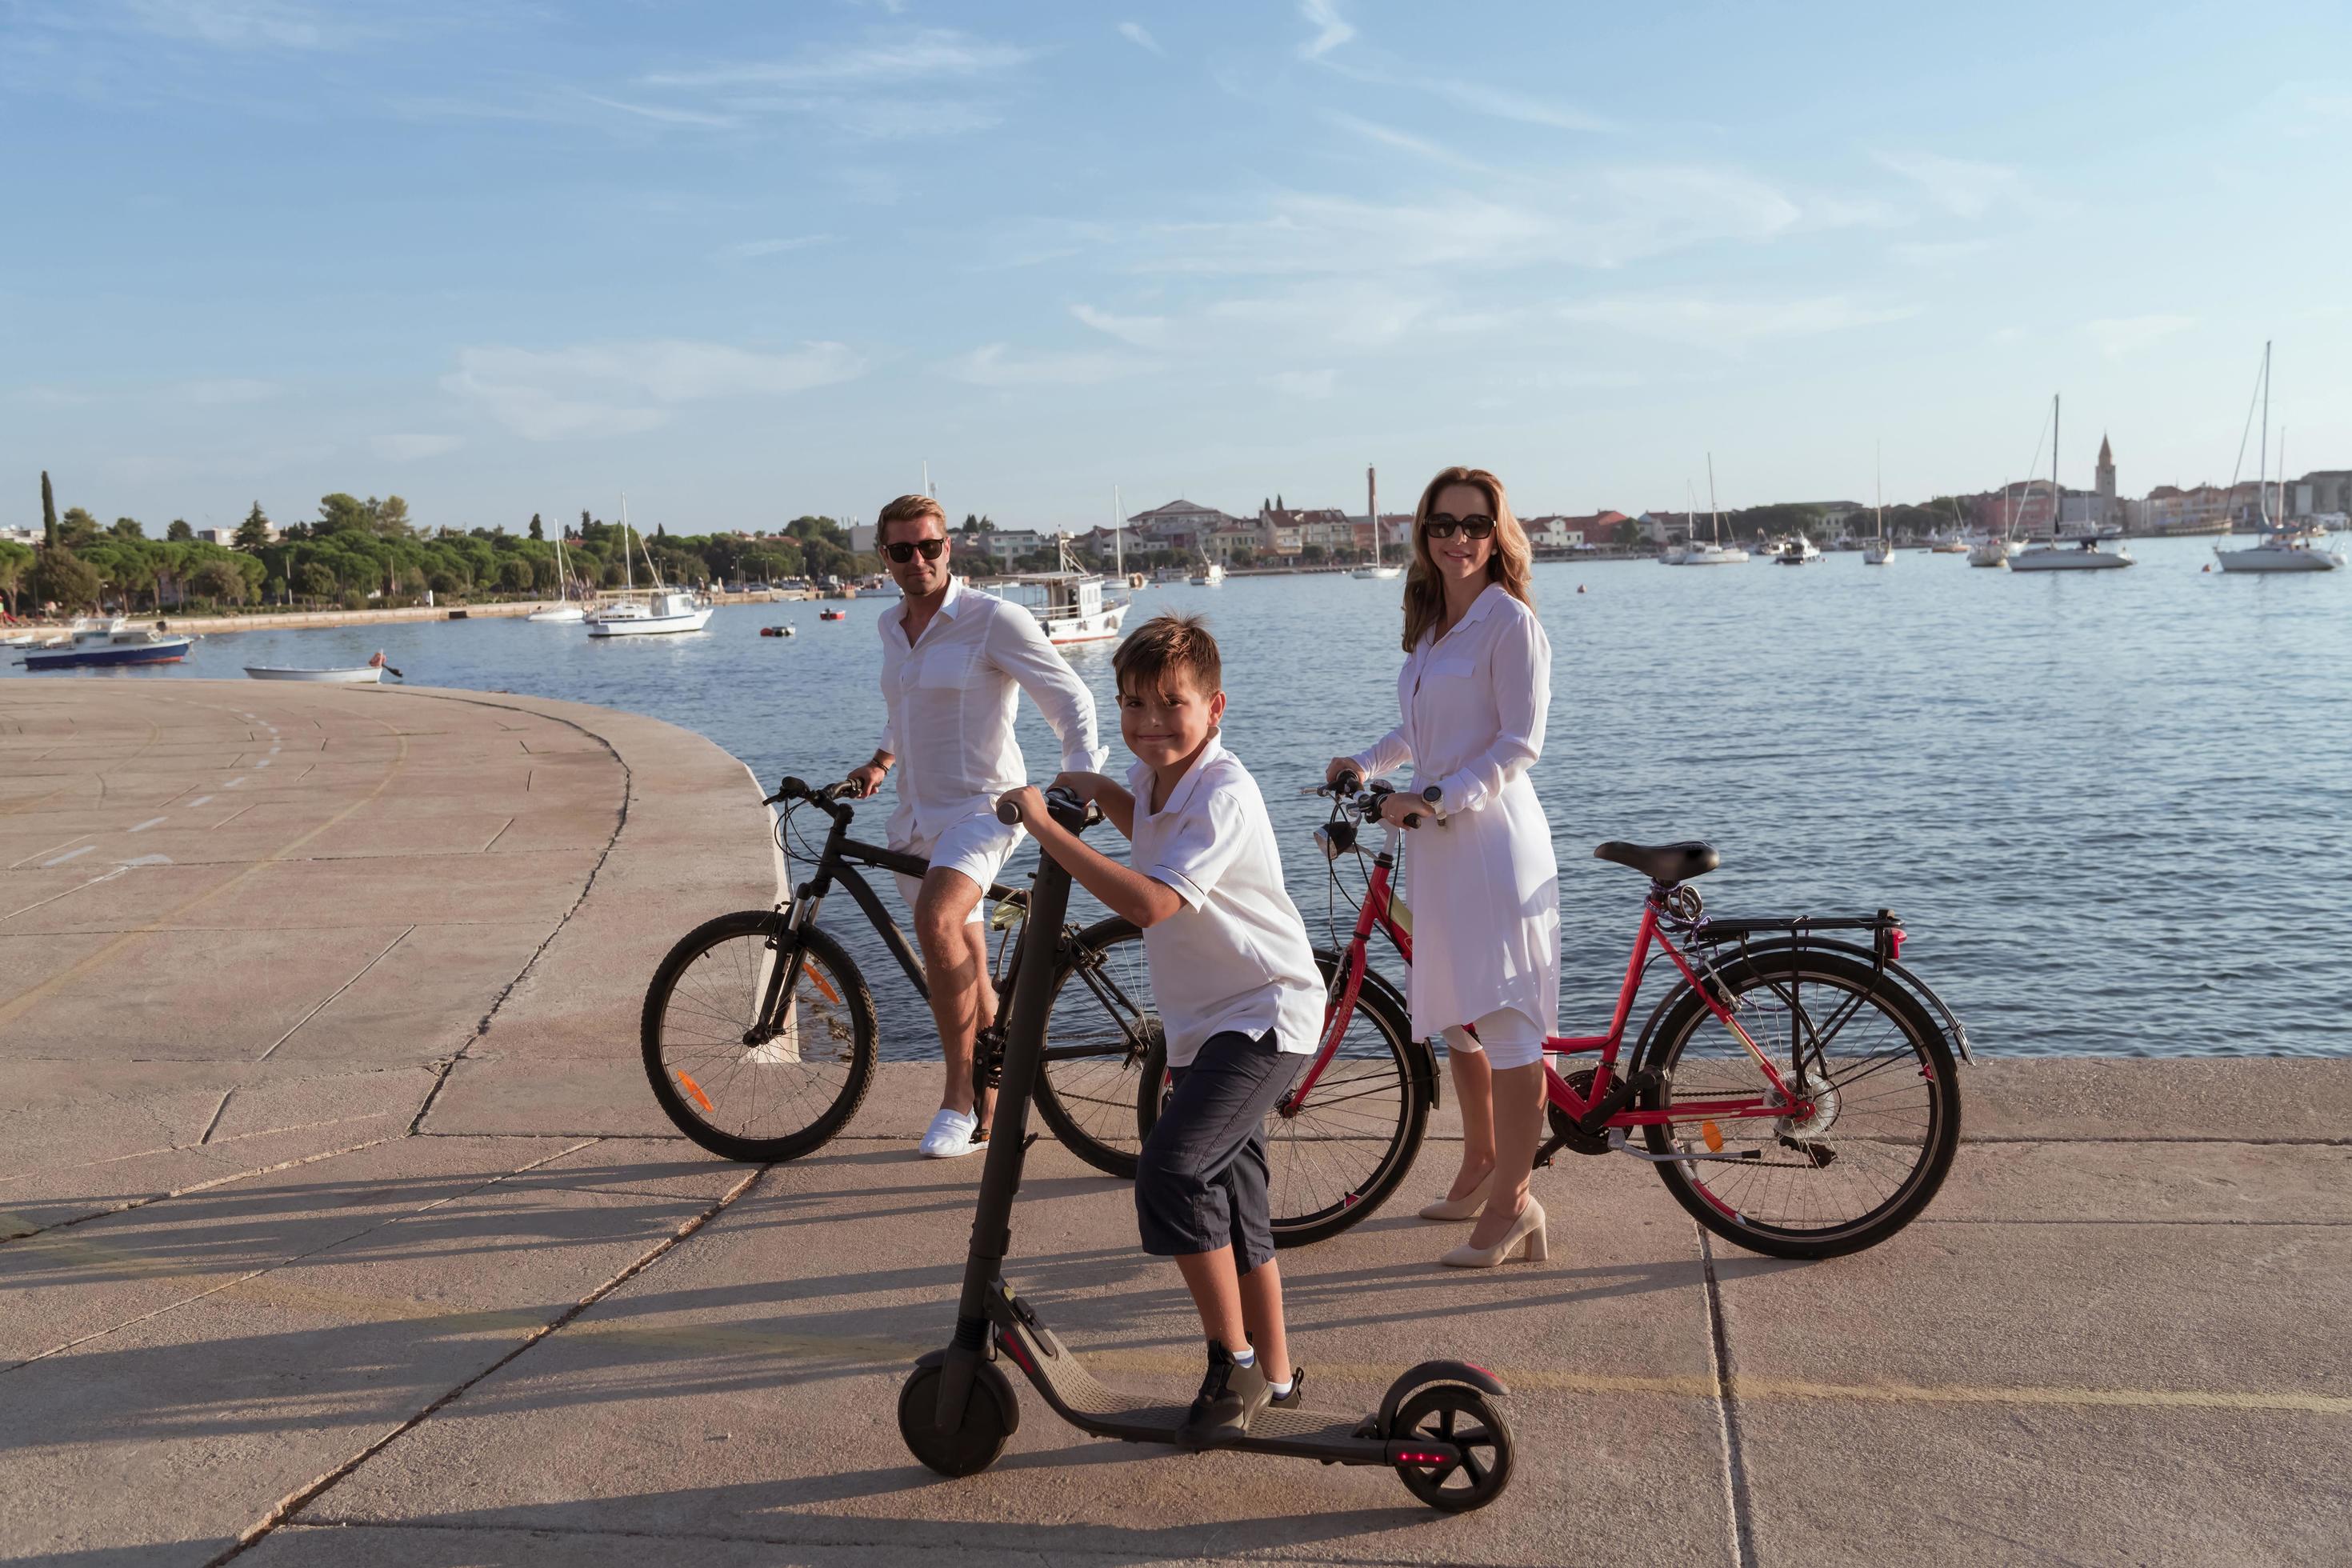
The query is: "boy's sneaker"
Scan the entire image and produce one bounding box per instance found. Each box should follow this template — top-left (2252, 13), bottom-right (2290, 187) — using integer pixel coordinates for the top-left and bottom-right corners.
top-left (1180, 1343), bottom-right (1269, 1447)
top-left (1270, 1367), bottom-right (1305, 1410)
top-left (917, 1107), bottom-right (981, 1159)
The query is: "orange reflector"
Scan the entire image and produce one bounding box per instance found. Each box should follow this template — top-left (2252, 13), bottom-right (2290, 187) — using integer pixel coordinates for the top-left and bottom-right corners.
top-left (807, 966), bottom-right (840, 1005)
top-left (1701, 1121), bottom-right (1724, 1153)
top-left (677, 1070), bottom-right (714, 1114)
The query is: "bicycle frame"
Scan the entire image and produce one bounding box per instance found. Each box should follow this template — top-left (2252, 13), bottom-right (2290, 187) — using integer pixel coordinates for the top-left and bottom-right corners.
top-left (1299, 825), bottom-right (1808, 1136)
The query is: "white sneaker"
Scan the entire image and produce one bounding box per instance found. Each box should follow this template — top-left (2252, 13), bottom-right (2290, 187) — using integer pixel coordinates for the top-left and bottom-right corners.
top-left (918, 1107), bottom-right (982, 1159)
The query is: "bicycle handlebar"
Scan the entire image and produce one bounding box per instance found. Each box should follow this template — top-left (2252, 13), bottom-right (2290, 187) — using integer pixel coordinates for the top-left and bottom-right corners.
top-left (996, 784), bottom-right (1094, 831)
top-left (765, 775), bottom-right (860, 811)
top-left (1314, 775), bottom-right (1446, 830)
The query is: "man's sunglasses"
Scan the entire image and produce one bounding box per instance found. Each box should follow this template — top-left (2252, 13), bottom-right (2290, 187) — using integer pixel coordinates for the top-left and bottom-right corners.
top-left (884, 538), bottom-right (947, 563)
top-left (1423, 514), bottom-right (1496, 541)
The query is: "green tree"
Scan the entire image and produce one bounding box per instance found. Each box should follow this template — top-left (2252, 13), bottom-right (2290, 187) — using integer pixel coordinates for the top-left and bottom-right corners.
top-left (298, 562), bottom-right (338, 602)
top-left (166, 518), bottom-right (194, 542)
top-left (374, 495), bottom-right (414, 537)
top-left (314, 494), bottom-right (371, 537)
top-left (496, 557), bottom-right (533, 594)
top-left (110, 517), bottom-right (145, 542)
top-left (30, 546), bottom-right (102, 611)
top-left (58, 506), bottom-right (100, 549)
top-left (0, 539), bottom-right (31, 614)
top-left (528, 513), bottom-right (544, 541)
top-left (190, 558), bottom-right (249, 606)
top-left (236, 502), bottom-right (273, 550)
top-left (40, 470), bottom-right (58, 546)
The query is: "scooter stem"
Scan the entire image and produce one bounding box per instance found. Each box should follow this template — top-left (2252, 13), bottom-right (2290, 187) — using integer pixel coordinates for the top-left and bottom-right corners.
top-left (936, 794), bottom-right (1086, 1427)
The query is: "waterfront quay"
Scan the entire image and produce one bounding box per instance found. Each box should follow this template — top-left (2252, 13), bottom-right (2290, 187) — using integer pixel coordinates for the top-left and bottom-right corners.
top-left (2, 682), bottom-right (2346, 1566)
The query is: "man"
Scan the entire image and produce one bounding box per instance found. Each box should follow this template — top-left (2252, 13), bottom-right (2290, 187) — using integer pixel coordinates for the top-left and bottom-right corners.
top-left (846, 495), bottom-right (1105, 1158)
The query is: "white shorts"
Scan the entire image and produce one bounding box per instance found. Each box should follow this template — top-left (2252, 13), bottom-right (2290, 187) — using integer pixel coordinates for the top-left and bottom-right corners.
top-left (1439, 1006), bottom-right (1548, 1071)
top-left (893, 810), bottom-right (1022, 927)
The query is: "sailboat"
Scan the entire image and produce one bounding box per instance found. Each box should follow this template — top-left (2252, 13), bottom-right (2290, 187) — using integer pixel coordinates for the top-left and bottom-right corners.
top-left (2216, 343), bottom-right (2344, 574)
top-left (1666, 455), bottom-right (1749, 564)
top-left (1352, 466), bottom-right (1402, 578)
top-left (1863, 446), bottom-right (1895, 565)
top-left (586, 497), bottom-right (717, 634)
top-left (527, 521), bottom-right (586, 622)
top-left (2010, 395), bottom-right (2134, 571)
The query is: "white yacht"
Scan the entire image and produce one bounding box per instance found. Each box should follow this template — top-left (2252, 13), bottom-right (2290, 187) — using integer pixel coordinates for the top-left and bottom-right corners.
top-left (1351, 466), bottom-right (1403, 579)
top-left (1775, 534), bottom-right (1822, 566)
top-left (1862, 451), bottom-right (1895, 566)
top-left (1967, 533), bottom-right (2018, 568)
top-left (1666, 457), bottom-right (1750, 565)
top-left (527, 526), bottom-right (586, 622)
top-left (1188, 554), bottom-right (1225, 587)
top-left (995, 536), bottom-right (1132, 646)
top-left (586, 498), bottom-right (716, 636)
top-left (2007, 394), bottom-right (2133, 573)
top-left (2215, 345), bottom-right (2343, 574)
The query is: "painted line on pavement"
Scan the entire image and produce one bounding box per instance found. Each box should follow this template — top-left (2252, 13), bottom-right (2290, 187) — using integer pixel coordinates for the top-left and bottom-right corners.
top-left (40, 845), bottom-right (95, 867)
top-left (127, 816), bottom-right (167, 833)
top-left (225, 777), bottom-right (247, 789)
top-left (187, 795), bottom-right (214, 808)
top-left (10, 834), bottom-right (91, 870)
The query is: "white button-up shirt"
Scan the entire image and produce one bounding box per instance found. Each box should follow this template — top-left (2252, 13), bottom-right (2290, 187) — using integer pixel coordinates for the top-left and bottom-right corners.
top-left (1126, 738), bottom-right (1325, 1068)
top-left (1351, 582), bottom-right (1560, 1040)
top-left (878, 574), bottom-right (1106, 849)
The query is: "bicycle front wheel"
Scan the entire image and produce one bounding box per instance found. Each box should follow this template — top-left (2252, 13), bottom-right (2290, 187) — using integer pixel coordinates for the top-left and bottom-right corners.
top-left (1633, 948), bottom-right (1959, 1258)
top-left (641, 912), bottom-right (877, 1162)
top-left (1138, 951), bottom-right (1426, 1248)
top-left (1034, 918), bottom-right (1158, 1178)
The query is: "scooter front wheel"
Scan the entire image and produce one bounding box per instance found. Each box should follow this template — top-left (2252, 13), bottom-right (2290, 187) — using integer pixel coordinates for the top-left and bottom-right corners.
top-left (1390, 1385), bottom-right (1514, 1513)
top-left (898, 1360), bottom-right (1014, 1478)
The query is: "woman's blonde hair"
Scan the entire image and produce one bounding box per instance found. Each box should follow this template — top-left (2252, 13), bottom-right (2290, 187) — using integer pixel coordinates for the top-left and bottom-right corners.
top-left (1399, 466), bottom-right (1535, 651)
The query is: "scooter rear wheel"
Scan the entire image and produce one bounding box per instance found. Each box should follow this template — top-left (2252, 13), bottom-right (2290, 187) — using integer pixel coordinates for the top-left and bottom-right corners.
top-left (898, 1362), bottom-right (1013, 1478)
top-left (1390, 1385), bottom-right (1514, 1513)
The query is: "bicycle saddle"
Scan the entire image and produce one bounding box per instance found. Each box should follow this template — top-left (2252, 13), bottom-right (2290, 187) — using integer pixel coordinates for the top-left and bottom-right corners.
top-left (1593, 840), bottom-right (1720, 884)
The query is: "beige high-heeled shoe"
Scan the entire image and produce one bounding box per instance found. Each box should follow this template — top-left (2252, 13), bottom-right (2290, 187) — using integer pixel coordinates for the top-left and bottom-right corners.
top-left (1417, 1170), bottom-right (1494, 1222)
top-left (1438, 1197), bottom-right (1546, 1267)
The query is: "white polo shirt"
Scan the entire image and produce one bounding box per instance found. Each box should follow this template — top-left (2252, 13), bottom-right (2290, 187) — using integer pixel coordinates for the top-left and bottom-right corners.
top-left (1127, 738), bottom-right (1324, 1068)
top-left (877, 574), bottom-right (1106, 850)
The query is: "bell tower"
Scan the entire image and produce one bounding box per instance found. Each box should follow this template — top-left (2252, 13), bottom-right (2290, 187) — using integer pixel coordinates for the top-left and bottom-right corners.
top-left (2096, 434), bottom-right (2117, 527)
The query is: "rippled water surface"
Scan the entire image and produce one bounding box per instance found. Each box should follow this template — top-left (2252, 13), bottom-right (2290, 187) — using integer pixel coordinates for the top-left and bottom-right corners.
top-left (16, 535), bottom-right (2348, 1059)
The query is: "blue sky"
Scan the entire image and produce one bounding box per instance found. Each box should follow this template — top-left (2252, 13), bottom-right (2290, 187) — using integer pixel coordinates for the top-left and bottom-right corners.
top-left (4, 0), bottom-right (2348, 536)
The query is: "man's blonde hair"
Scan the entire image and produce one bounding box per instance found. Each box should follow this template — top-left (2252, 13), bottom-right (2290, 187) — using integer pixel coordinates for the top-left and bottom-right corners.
top-left (877, 494), bottom-right (948, 547)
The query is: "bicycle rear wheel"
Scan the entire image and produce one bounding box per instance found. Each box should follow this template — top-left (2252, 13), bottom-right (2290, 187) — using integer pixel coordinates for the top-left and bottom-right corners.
top-left (1033, 918), bottom-right (1158, 1178)
top-left (641, 912), bottom-right (877, 1162)
top-left (1632, 948), bottom-right (1959, 1258)
top-left (1138, 951), bottom-right (1426, 1248)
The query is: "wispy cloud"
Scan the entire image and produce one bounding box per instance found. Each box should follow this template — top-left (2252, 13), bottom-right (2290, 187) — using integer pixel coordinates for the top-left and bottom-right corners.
top-left (1426, 78), bottom-right (1615, 134)
top-left (2086, 314), bottom-right (2194, 358)
top-left (582, 94), bottom-right (742, 130)
top-left (122, 0), bottom-right (374, 50)
top-left (1873, 150), bottom-right (2018, 218)
top-left (1118, 22), bottom-right (1162, 56)
top-left (714, 234), bottom-right (834, 262)
top-left (646, 30), bottom-right (1036, 90)
top-left (1322, 111), bottom-right (1494, 177)
top-left (374, 432), bottom-right (463, 461)
top-left (1266, 368), bottom-right (1337, 399)
top-left (178, 377), bottom-right (282, 405)
top-left (13, 385), bottom-right (100, 406)
top-left (1298, 0), bottom-right (1354, 60)
top-left (1560, 294), bottom-right (1919, 350)
top-left (445, 339), bottom-right (865, 441)
top-left (1070, 304), bottom-right (1172, 350)
top-left (943, 345), bottom-right (1154, 388)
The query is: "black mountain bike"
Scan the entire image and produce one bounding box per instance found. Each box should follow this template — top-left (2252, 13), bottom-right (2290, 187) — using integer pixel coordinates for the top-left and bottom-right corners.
top-left (640, 775), bottom-right (1169, 1167)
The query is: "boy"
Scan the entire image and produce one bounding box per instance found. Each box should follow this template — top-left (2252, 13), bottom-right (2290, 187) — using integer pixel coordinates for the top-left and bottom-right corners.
top-left (998, 613), bottom-right (1324, 1446)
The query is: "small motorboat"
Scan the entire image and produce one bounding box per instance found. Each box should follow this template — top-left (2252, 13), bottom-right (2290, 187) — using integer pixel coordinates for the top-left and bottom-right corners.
top-left (21, 627), bottom-right (193, 670)
top-left (245, 650), bottom-right (402, 682)
top-left (760, 624), bottom-right (797, 638)
top-left (819, 609), bottom-right (848, 622)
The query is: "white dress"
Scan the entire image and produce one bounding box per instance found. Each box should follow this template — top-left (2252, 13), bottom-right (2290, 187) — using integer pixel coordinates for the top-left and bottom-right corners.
top-left (1351, 583), bottom-right (1560, 1042)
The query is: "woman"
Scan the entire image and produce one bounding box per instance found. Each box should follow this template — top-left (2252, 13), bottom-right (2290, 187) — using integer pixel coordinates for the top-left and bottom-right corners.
top-left (1328, 466), bottom-right (1558, 1267)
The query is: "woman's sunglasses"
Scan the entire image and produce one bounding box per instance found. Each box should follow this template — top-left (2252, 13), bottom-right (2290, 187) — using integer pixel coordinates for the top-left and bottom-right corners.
top-left (884, 538), bottom-right (947, 563)
top-left (1423, 514), bottom-right (1496, 541)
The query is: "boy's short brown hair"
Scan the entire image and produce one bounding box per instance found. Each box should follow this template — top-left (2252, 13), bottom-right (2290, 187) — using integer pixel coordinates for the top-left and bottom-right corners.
top-left (1113, 612), bottom-right (1221, 700)
top-left (876, 494), bottom-right (948, 547)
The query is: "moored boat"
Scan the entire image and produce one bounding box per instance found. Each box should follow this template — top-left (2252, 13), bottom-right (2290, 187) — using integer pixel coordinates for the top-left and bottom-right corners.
top-left (246, 650), bottom-right (398, 682)
top-left (583, 496), bottom-right (715, 637)
top-left (994, 535), bottom-right (1132, 646)
top-left (22, 628), bottom-right (192, 670)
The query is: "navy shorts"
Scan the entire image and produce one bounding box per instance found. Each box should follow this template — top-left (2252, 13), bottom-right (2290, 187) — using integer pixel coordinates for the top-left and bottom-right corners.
top-left (1134, 1029), bottom-right (1302, 1274)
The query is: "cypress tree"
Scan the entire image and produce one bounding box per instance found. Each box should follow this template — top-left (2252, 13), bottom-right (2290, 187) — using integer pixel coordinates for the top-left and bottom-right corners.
top-left (41, 470), bottom-right (57, 546)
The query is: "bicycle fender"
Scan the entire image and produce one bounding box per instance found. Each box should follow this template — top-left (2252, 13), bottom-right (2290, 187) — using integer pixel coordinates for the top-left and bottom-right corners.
top-left (1678, 936), bottom-right (1974, 1065)
top-left (1376, 1360), bottom-right (1509, 1435)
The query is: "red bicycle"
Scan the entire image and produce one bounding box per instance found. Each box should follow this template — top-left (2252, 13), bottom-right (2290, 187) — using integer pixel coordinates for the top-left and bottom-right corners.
top-left (1120, 775), bottom-right (1970, 1258)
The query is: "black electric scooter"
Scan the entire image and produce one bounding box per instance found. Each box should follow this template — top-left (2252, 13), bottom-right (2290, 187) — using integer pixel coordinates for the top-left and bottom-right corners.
top-left (898, 788), bottom-right (1515, 1513)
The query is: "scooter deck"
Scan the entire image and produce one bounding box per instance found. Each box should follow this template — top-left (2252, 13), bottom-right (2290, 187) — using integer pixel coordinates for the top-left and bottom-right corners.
top-left (1003, 1320), bottom-right (1394, 1464)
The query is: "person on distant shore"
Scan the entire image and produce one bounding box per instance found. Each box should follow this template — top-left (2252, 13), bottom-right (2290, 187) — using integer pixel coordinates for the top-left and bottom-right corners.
top-left (1001, 612), bottom-right (1322, 1443)
top-left (843, 495), bottom-right (1105, 1160)
top-left (1329, 465), bottom-right (1559, 1268)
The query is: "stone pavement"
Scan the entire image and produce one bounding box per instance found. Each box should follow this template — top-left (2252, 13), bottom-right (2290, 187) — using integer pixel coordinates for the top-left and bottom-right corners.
top-left (3, 682), bottom-right (2346, 1566)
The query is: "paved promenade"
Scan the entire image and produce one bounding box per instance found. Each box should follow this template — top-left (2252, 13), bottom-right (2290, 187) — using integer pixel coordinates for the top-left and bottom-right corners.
top-left (3, 682), bottom-right (2346, 1566)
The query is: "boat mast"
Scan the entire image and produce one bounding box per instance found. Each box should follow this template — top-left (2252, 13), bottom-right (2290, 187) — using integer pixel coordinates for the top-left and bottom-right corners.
top-left (2051, 394), bottom-right (2060, 539)
top-left (1875, 442), bottom-right (1884, 540)
top-left (1113, 485), bottom-right (1124, 575)
top-left (2258, 341), bottom-right (2271, 529)
top-left (1706, 452), bottom-right (1721, 545)
top-left (1368, 466), bottom-right (1379, 566)
top-left (620, 494), bottom-right (633, 595)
